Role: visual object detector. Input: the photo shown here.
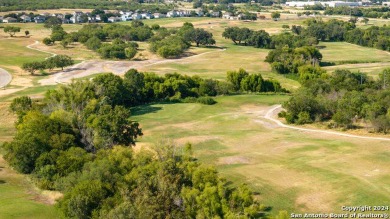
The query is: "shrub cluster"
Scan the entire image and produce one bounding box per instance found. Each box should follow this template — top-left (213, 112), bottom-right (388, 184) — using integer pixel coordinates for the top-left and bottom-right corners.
top-left (21, 55), bottom-right (74, 75)
top-left (281, 68), bottom-right (390, 133)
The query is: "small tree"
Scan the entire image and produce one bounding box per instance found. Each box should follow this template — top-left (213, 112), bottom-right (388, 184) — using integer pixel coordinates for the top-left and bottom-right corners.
top-left (191, 28), bottom-right (216, 47)
top-left (49, 55), bottom-right (74, 70)
top-left (125, 47), bottom-right (137, 60)
top-left (361, 17), bottom-right (369, 25)
top-left (271, 12), bottom-right (281, 21)
top-left (60, 39), bottom-right (70, 48)
top-left (282, 24), bottom-right (289, 31)
top-left (24, 30), bottom-right (30, 36)
top-left (44, 17), bottom-right (62, 29)
top-left (43, 37), bottom-right (54, 46)
top-left (4, 26), bottom-right (21, 37)
top-left (22, 62), bottom-right (45, 75)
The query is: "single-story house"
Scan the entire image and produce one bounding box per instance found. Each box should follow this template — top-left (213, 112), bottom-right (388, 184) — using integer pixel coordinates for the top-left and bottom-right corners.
top-left (3, 17), bottom-right (18, 23)
top-left (20, 15), bottom-right (32, 22)
top-left (153, 13), bottom-right (166, 19)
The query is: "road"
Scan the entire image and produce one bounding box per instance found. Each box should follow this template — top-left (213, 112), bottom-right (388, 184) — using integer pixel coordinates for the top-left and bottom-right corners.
top-left (263, 105), bottom-right (390, 142)
top-left (0, 68), bottom-right (12, 88)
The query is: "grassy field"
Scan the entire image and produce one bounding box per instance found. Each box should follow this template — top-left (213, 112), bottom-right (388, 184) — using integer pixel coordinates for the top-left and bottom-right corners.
top-left (320, 42), bottom-right (390, 77)
top-left (132, 94), bottom-right (390, 213)
top-left (1, 15), bottom-right (390, 217)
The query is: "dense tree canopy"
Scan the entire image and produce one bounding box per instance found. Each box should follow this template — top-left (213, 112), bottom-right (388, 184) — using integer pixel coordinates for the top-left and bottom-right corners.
top-left (281, 68), bottom-right (390, 133)
top-left (2, 69), bottom-right (287, 218)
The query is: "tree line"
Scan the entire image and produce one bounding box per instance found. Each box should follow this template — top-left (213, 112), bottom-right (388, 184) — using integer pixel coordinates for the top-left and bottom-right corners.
top-left (22, 55), bottom-right (74, 75)
top-left (2, 69), bottom-right (288, 218)
top-left (0, 0), bottom-right (173, 12)
top-left (280, 68), bottom-right (390, 133)
top-left (43, 21), bottom-right (216, 59)
top-left (324, 6), bottom-right (390, 19)
top-left (294, 18), bottom-right (390, 52)
top-left (150, 22), bottom-right (215, 58)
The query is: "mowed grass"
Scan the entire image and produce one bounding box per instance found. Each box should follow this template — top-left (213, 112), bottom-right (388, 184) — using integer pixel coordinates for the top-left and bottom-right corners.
top-left (132, 94), bottom-right (390, 214)
top-left (0, 38), bottom-right (48, 68)
top-left (136, 18), bottom-right (303, 90)
top-left (320, 42), bottom-right (390, 77)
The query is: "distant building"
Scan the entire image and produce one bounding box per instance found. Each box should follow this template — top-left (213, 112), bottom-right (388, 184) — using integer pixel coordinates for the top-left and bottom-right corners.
top-left (3, 17), bottom-right (17, 23)
top-left (209, 11), bottom-right (220, 17)
top-left (196, 10), bottom-right (204, 17)
top-left (132, 13), bottom-right (142, 20)
top-left (108, 16), bottom-right (121, 23)
top-left (153, 13), bottom-right (166, 19)
top-left (285, 1), bottom-right (321, 7)
top-left (222, 12), bottom-right (232, 19)
top-left (71, 11), bottom-right (84, 23)
top-left (382, 1), bottom-right (390, 5)
top-left (167, 10), bottom-right (178, 17)
top-left (286, 1), bottom-right (362, 7)
top-left (141, 12), bottom-right (153, 19)
top-left (20, 15), bottom-right (31, 22)
top-left (121, 12), bottom-right (133, 21)
top-left (34, 16), bottom-right (46, 23)
top-left (322, 1), bottom-right (362, 7)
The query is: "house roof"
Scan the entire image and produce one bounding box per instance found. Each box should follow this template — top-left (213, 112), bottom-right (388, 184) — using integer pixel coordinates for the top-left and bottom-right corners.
top-left (4, 17), bottom-right (17, 21)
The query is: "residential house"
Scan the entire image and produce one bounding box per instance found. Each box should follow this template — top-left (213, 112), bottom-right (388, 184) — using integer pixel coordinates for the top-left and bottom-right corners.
top-left (95, 15), bottom-right (102, 22)
top-left (222, 12), bottom-right (232, 19)
top-left (153, 13), bottom-right (166, 19)
top-left (3, 17), bottom-right (18, 23)
top-left (196, 10), bottom-right (204, 17)
top-left (167, 10), bottom-right (178, 18)
top-left (132, 13), bottom-right (142, 20)
top-left (108, 16), bottom-right (121, 23)
top-left (71, 11), bottom-right (84, 23)
top-left (141, 12), bottom-right (153, 19)
top-left (210, 11), bottom-right (221, 17)
top-left (34, 16), bottom-right (46, 23)
top-left (178, 10), bottom-right (191, 17)
top-left (20, 15), bottom-right (32, 22)
top-left (121, 12), bottom-right (133, 21)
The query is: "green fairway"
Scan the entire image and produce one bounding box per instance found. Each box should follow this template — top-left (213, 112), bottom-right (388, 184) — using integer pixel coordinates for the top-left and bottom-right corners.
top-left (132, 94), bottom-right (390, 213)
top-left (319, 41), bottom-right (390, 64)
top-left (0, 39), bottom-right (49, 68)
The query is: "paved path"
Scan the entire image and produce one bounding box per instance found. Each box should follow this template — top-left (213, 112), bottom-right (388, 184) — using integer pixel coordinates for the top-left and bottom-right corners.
top-left (39, 48), bottom-right (226, 85)
top-left (263, 105), bottom-right (390, 142)
top-left (26, 41), bottom-right (57, 59)
top-left (0, 68), bottom-right (12, 88)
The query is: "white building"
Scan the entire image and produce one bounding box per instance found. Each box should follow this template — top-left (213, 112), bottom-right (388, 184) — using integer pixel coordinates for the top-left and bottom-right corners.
top-left (222, 12), bottom-right (232, 19)
top-left (286, 1), bottom-right (362, 7)
top-left (383, 1), bottom-right (390, 5)
top-left (153, 13), bottom-right (166, 19)
top-left (167, 10), bottom-right (178, 17)
top-left (285, 1), bottom-right (321, 7)
top-left (322, 1), bottom-right (362, 7)
top-left (121, 12), bottom-right (133, 21)
top-left (108, 16), bottom-right (121, 23)
top-left (3, 17), bottom-right (17, 23)
top-left (132, 13), bottom-right (142, 20)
